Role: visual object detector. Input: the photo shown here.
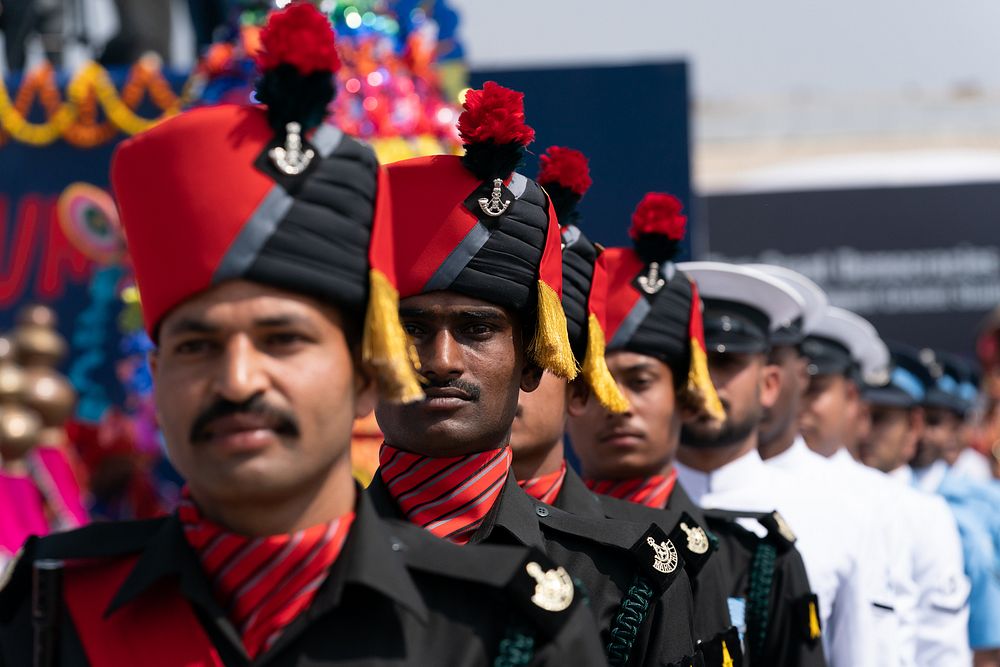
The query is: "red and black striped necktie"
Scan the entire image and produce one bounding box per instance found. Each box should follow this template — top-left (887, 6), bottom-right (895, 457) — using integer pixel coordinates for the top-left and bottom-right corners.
top-left (178, 494), bottom-right (354, 658)
top-left (518, 461), bottom-right (567, 505)
top-left (377, 443), bottom-right (511, 544)
top-left (585, 469), bottom-right (678, 509)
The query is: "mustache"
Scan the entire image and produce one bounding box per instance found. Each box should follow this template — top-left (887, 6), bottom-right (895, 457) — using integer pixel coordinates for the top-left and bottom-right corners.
top-left (189, 394), bottom-right (300, 443)
top-left (422, 377), bottom-right (481, 402)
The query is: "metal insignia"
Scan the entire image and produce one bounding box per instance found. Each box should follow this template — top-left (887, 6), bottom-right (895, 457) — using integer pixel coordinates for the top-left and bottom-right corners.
top-left (478, 178), bottom-right (511, 217)
top-left (679, 522), bottom-right (710, 555)
top-left (647, 536), bottom-right (679, 574)
top-left (269, 122), bottom-right (315, 176)
top-left (637, 261), bottom-right (665, 294)
top-left (773, 511), bottom-right (796, 543)
top-left (525, 561), bottom-right (574, 612)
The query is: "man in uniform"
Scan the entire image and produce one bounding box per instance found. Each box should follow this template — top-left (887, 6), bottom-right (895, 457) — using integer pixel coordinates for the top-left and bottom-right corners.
top-left (366, 84), bottom-right (699, 666)
top-left (750, 265), bottom-right (905, 666)
top-left (858, 346), bottom-right (973, 665)
top-left (509, 146), bottom-right (738, 663)
top-left (674, 262), bottom-right (876, 667)
top-left (0, 5), bottom-right (606, 665)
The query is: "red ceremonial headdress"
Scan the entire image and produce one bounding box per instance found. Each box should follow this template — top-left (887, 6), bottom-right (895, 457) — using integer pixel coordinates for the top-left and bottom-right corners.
top-left (535, 146), bottom-right (627, 412)
top-left (593, 193), bottom-right (723, 421)
top-left (375, 82), bottom-right (576, 379)
top-left (112, 1), bottom-right (422, 403)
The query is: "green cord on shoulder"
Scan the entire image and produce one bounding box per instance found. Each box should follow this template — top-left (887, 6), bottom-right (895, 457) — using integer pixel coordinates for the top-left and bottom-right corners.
top-left (606, 575), bottom-right (655, 667)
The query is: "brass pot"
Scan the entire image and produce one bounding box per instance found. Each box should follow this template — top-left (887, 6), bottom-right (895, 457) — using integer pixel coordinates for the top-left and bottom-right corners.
top-left (16, 304), bottom-right (58, 329)
top-left (0, 404), bottom-right (42, 461)
top-left (20, 368), bottom-right (76, 427)
top-left (0, 363), bottom-right (26, 404)
top-left (13, 324), bottom-right (67, 368)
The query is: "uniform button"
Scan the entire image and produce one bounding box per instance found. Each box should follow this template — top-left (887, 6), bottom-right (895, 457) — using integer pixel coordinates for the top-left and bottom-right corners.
top-left (391, 541), bottom-right (404, 551)
top-left (535, 506), bottom-right (550, 518)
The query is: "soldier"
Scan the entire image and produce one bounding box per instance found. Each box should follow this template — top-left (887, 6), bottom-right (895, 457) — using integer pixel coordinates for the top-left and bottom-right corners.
top-left (675, 262), bottom-right (877, 667)
top-left (749, 265), bottom-right (905, 665)
top-left (858, 345), bottom-right (973, 665)
top-left (0, 5), bottom-right (606, 666)
top-left (367, 84), bottom-right (699, 666)
top-left (509, 147), bottom-right (738, 664)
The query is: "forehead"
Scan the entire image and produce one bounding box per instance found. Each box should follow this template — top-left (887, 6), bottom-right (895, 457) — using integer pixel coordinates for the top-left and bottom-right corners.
top-left (158, 280), bottom-right (341, 336)
top-left (399, 291), bottom-right (513, 319)
top-left (605, 350), bottom-right (670, 375)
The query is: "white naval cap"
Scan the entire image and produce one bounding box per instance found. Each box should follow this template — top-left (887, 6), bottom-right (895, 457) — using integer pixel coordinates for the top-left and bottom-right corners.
top-left (804, 306), bottom-right (890, 385)
top-left (746, 264), bottom-right (829, 339)
top-left (677, 261), bottom-right (805, 354)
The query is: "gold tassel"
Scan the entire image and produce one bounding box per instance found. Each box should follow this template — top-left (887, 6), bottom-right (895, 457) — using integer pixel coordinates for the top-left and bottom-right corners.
top-left (529, 280), bottom-right (579, 380)
top-left (721, 640), bottom-right (734, 667)
top-left (808, 600), bottom-right (821, 640)
top-left (687, 336), bottom-right (725, 422)
top-left (583, 314), bottom-right (629, 413)
top-left (362, 270), bottom-right (425, 403)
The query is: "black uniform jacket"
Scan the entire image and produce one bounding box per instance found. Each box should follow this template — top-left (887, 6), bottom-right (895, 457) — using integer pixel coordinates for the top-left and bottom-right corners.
top-left (556, 469), bottom-right (737, 665)
top-left (368, 471), bottom-right (698, 667)
top-left (702, 509), bottom-right (828, 667)
top-left (0, 489), bottom-right (608, 667)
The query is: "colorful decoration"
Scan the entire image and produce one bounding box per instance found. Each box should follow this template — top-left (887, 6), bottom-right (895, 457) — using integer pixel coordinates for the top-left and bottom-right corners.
top-left (56, 183), bottom-right (125, 265)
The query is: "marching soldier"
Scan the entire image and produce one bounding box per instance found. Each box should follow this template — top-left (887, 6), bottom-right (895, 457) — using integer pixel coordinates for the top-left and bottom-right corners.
top-left (0, 4), bottom-right (606, 665)
top-left (509, 147), bottom-right (739, 664)
top-left (366, 83), bottom-right (700, 666)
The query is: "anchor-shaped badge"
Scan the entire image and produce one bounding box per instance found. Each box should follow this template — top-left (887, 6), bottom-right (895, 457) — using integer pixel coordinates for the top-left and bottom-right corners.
top-left (478, 178), bottom-right (511, 217)
top-left (269, 122), bottom-right (315, 176)
top-left (646, 536), bottom-right (679, 574)
top-left (525, 561), bottom-right (574, 612)
top-left (637, 261), bottom-right (665, 295)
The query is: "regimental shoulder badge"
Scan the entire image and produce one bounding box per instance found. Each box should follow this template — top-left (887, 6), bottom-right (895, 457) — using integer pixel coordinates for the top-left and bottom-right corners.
top-left (795, 593), bottom-right (823, 645)
top-left (759, 510), bottom-right (796, 550)
top-left (629, 524), bottom-right (685, 592)
top-left (525, 561), bottom-right (574, 612)
top-left (697, 627), bottom-right (743, 667)
top-left (647, 535), bottom-right (679, 574)
top-left (680, 522), bottom-right (710, 555)
top-left (668, 512), bottom-right (716, 577)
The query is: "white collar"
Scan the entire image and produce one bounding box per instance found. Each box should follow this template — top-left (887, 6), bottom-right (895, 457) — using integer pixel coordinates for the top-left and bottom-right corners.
top-left (911, 459), bottom-right (948, 493)
top-left (766, 435), bottom-right (815, 471)
top-left (888, 465), bottom-right (913, 486)
top-left (675, 448), bottom-right (767, 506)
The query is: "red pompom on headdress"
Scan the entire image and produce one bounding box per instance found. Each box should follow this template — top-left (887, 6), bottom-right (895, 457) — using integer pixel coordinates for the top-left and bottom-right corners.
top-left (628, 192), bottom-right (687, 265)
top-left (458, 82), bottom-right (535, 182)
top-left (255, 1), bottom-right (341, 75)
top-left (629, 193), bottom-right (687, 241)
top-left (538, 146), bottom-right (592, 197)
top-left (458, 81), bottom-right (535, 146)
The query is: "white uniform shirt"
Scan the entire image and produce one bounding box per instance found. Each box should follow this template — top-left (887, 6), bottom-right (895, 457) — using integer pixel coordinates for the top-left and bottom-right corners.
top-left (950, 449), bottom-right (994, 485)
top-left (769, 438), bottom-right (909, 666)
top-left (676, 449), bottom-right (877, 667)
top-left (889, 465), bottom-right (973, 666)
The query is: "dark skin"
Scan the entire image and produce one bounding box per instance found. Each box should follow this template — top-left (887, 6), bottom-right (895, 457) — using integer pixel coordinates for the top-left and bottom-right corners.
top-left (509, 372), bottom-right (588, 481)
top-left (150, 280), bottom-right (376, 537)
top-left (678, 351), bottom-right (781, 472)
top-left (567, 351), bottom-right (693, 480)
top-left (376, 291), bottom-right (542, 457)
top-left (858, 404), bottom-right (924, 473)
top-left (758, 344), bottom-right (810, 460)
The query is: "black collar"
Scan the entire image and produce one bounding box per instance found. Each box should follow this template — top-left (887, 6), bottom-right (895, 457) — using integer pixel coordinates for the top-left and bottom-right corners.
top-left (104, 486), bottom-right (429, 655)
top-left (553, 467), bottom-right (606, 519)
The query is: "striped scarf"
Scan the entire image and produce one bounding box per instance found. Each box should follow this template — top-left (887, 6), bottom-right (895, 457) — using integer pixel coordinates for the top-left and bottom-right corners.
top-left (517, 462), bottom-right (567, 505)
top-left (178, 494), bottom-right (354, 658)
top-left (585, 469), bottom-right (678, 509)
top-left (377, 443), bottom-right (511, 544)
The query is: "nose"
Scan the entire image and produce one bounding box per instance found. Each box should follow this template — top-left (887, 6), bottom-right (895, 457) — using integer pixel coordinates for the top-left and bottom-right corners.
top-left (212, 335), bottom-right (270, 403)
top-left (418, 329), bottom-right (465, 381)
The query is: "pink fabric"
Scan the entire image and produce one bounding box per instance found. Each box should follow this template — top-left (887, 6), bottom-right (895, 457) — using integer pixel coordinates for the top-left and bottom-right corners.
top-left (30, 446), bottom-right (89, 529)
top-left (0, 473), bottom-right (48, 555)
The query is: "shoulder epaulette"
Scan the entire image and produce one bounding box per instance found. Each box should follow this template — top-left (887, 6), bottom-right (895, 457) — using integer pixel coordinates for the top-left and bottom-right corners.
top-left (667, 512), bottom-right (716, 578)
top-left (697, 626), bottom-right (743, 666)
top-left (388, 521), bottom-right (580, 639)
top-left (795, 593), bottom-right (823, 646)
top-left (702, 508), bottom-right (796, 551)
